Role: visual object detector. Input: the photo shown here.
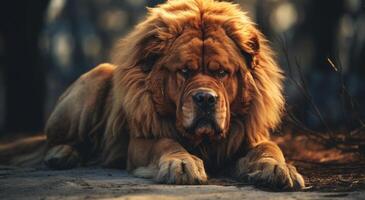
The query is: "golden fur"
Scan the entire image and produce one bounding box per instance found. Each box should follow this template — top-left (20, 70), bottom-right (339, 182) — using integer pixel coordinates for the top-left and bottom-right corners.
top-left (0, 0), bottom-right (304, 190)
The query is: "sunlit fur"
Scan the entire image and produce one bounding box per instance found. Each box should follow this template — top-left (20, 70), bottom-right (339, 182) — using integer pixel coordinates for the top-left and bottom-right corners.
top-left (0, 0), bottom-right (304, 190)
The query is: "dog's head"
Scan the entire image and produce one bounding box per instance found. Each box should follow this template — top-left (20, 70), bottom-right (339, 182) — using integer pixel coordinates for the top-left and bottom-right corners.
top-left (113, 0), bottom-right (284, 145)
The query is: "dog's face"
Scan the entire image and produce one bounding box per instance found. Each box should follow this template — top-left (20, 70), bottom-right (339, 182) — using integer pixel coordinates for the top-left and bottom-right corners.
top-left (148, 26), bottom-right (250, 144)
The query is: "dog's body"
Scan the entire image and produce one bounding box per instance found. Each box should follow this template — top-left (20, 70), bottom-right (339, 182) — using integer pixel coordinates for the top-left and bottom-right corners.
top-left (1, 0), bottom-right (304, 190)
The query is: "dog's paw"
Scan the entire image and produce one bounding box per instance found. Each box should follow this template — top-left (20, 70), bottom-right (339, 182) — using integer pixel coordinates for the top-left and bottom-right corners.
top-left (235, 157), bottom-right (305, 190)
top-left (44, 145), bottom-right (80, 170)
top-left (155, 153), bottom-right (207, 184)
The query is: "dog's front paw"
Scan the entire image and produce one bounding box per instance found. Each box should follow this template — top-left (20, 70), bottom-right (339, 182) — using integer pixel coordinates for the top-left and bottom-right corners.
top-left (235, 157), bottom-right (305, 190)
top-left (155, 153), bottom-right (207, 184)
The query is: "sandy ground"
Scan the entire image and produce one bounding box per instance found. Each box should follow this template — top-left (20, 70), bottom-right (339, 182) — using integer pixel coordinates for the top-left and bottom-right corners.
top-left (0, 166), bottom-right (364, 200)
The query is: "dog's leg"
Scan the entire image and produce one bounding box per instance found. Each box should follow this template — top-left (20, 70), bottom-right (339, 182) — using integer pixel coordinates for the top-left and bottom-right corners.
top-left (128, 138), bottom-right (207, 185)
top-left (44, 145), bottom-right (80, 170)
top-left (234, 141), bottom-right (305, 190)
top-left (43, 64), bottom-right (116, 169)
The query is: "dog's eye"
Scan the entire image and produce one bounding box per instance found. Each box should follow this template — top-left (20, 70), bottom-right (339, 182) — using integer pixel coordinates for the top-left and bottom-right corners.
top-left (215, 69), bottom-right (229, 78)
top-left (179, 68), bottom-right (192, 78)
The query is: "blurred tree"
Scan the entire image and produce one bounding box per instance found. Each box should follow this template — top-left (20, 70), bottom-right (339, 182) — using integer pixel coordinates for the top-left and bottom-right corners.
top-left (0, 0), bottom-right (50, 133)
top-left (304, 0), bottom-right (344, 72)
top-left (294, 0), bottom-right (345, 130)
top-left (42, 0), bottom-right (164, 117)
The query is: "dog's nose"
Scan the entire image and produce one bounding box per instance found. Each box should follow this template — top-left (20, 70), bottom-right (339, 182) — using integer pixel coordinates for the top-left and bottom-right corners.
top-left (192, 92), bottom-right (217, 109)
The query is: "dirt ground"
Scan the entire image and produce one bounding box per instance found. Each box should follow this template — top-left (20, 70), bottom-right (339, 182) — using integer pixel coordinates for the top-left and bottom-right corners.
top-left (0, 165), bottom-right (364, 200)
top-left (272, 133), bottom-right (365, 192)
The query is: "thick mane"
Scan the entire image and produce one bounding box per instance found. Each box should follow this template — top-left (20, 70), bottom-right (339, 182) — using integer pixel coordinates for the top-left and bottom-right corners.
top-left (110, 0), bottom-right (284, 146)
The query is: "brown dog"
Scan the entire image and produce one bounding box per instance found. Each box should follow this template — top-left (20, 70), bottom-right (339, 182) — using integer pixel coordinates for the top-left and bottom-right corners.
top-left (1, 0), bottom-right (305, 190)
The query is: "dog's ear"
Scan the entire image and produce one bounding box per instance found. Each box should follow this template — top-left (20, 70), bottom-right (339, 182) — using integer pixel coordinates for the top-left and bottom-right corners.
top-left (134, 28), bottom-right (166, 73)
top-left (112, 13), bottom-right (174, 74)
top-left (224, 22), bottom-right (260, 70)
top-left (112, 24), bottom-right (166, 73)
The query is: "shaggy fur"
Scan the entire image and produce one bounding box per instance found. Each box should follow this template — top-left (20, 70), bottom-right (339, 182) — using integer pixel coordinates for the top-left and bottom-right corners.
top-left (0, 0), bottom-right (304, 190)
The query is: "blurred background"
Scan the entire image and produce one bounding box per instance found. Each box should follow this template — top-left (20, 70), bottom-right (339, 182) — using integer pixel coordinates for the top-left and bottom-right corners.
top-left (0, 0), bottom-right (364, 138)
